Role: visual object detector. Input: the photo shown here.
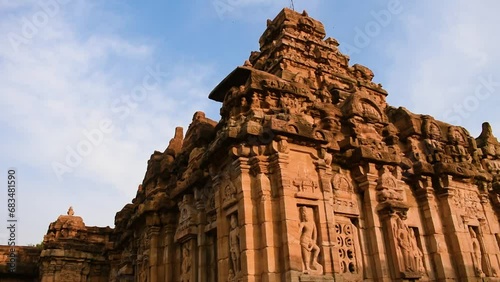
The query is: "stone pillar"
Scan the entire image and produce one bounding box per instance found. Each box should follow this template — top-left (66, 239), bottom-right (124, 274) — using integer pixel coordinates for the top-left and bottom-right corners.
top-left (270, 143), bottom-right (300, 280)
top-left (436, 175), bottom-right (500, 279)
top-left (162, 221), bottom-right (176, 282)
top-left (415, 176), bottom-right (456, 281)
top-left (253, 153), bottom-right (281, 281)
top-left (214, 172), bottom-right (226, 282)
top-left (352, 163), bottom-right (391, 281)
top-left (478, 191), bottom-right (500, 276)
top-left (194, 187), bottom-right (208, 282)
top-left (216, 148), bottom-right (257, 282)
top-left (232, 155), bottom-right (256, 281)
top-left (314, 155), bottom-right (335, 276)
top-left (148, 226), bottom-right (160, 282)
top-left (436, 176), bottom-right (475, 279)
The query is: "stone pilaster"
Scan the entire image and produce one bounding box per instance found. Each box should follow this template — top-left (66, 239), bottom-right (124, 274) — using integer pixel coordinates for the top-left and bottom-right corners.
top-left (353, 163), bottom-right (391, 281)
top-left (161, 219), bottom-right (176, 282)
top-left (314, 152), bottom-right (336, 276)
top-left (251, 152), bottom-right (281, 281)
top-left (414, 176), bottom-right (455, 281)
top-left (148, 226), bottom-right (160, 282)
top-left (436, 176), bottom-right (474, 279)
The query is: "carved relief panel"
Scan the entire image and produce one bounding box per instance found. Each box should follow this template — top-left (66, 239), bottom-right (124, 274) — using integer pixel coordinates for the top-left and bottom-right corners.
top-left (422, 117), bottom-right (445, 163)
top-left (331, 173), bottom-right (359, 216)
top-left (221, 173), bottom-right (238, 209)
top-left (446, 126), bottom-right (470, 163)
top-left (376, 166), bottom-right (404, 204)
top-left (289, 149), bottom-right (322, 200)
top-left (453, 189), bottom-right (485, 223)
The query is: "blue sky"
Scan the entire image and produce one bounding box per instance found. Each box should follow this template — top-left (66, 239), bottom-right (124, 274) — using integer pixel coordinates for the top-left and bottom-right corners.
top-left (0, 0), bottom-right (499, 245)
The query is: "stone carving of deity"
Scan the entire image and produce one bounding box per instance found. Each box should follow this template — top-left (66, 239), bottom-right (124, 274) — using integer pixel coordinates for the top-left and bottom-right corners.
top-left (181, 243), bottom-right (191, 282)
top-left (423, 121), bottom-right (444, 163)
top-left (229, 214), bottom-right (241, 276)
top-left (470, 228), bottom-right (484, 276)
top-left (394, 217), bottom-right (424, 274)
top-left (396, 217), bottom-right (412, 271)
top-left (299, 206), bottom-right (323, 275)
top-left (409, 228), bottom-right (425, 273)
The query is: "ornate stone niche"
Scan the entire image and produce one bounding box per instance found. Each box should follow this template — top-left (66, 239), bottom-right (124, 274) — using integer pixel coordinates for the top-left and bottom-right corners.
top-left (298, 206), bottom-right (323, 276)
top-left (422, 117), bottom-right (445, 164)
top-left (446, 126), bottom-right (471, 163)
top-left (221, 172), bottom-right (238, 209)
top-left (468, 226), bottom-right (487, 277)
top-left (376, 166), bottom-right (405, 206)
top-left (175, 195), bottom-right (198, 242)
top-left (384, 212), bottom-right (425, 279)
top-left (180, 243), bottom-right (192, 282)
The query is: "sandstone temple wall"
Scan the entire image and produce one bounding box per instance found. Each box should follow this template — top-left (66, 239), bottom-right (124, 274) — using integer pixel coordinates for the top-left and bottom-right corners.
top-left (1, 7), bottom-right (500, 282)
top-left (0, 246), bottom-right (40, 281)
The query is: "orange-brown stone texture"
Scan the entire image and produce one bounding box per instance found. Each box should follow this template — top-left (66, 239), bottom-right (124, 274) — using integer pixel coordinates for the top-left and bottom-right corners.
top-left (2, 8), bottom-right (500, 282)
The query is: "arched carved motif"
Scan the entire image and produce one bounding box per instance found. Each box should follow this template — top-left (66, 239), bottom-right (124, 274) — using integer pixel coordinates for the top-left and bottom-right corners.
top-left (332, 174), bottom-right (353, 193)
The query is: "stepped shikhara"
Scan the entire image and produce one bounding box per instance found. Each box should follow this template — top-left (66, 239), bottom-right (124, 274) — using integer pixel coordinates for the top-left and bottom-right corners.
top-left (2, 8), bottom-right (500, 282)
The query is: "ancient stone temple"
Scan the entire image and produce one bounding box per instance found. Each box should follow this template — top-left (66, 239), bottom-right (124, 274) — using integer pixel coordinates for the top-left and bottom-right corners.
top-left (2, 7), bottom-right (500, 282)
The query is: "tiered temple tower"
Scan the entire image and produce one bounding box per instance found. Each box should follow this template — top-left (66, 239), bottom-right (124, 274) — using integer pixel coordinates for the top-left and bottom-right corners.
top-left (104, 8), bottom-right (500, 282)
top-left (2, 7), bottom-right (500, 282)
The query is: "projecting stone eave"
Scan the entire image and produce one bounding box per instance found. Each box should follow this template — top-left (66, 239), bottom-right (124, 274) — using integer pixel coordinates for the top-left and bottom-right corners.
top-left (208, 66), bottom-right (253, 102)
top-left (208, 65), bottom-right (308, 102)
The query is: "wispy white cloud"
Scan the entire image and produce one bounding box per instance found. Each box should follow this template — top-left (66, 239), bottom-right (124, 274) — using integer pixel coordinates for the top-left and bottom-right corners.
top-left (0, 1), bottom-right (217, 244)
top-left (385, 0), bottom-right (500, 136)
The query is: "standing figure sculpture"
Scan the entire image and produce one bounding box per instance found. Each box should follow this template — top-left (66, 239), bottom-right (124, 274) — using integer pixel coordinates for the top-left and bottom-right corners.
top-left (395, 217), bottom-right (412, 272)
top-left (229, 214), bottom-right (241, 276)
top-left (409, 228), bottom-right (425, 273)
top-left (470, 228), bottom-right (484, 276)
top-left (299, 206), bottom-right (323, 275)
top-left (181, 243), bottom-right (191, 282)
